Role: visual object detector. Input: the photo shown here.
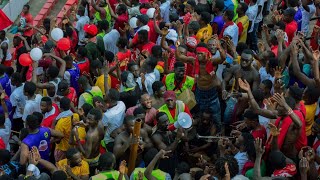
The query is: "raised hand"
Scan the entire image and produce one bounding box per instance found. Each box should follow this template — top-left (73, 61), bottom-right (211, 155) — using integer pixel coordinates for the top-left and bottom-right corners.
top-left (119, 160), bottom-right (127, 174)
top-left (299, 157), bottom-right (309, 175)
top-left (158, 149), bottom-right (171, 159)
top-left (313, 50), bottom-right (320, 61)
top-left (268, 123), bottom-right (281, 137)
top-left (161, 27), bottom-right (169, 36)
top-left (272, 93), bottom-right (287, 108)
top-left (238, 78), bottom-right (251, 92)
top-left (273, 66), bottom-right (283, 79)
top-left (254, 138), bottom-right (265, 157)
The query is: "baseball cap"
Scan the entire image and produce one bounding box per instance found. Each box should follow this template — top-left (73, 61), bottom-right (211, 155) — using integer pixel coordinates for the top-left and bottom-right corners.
top-left (84, 24), bottom-right (98, 36)
top-left (137, 14), bottom-right (149, 25)
top-left (165, 29), bottom-right (178, 43)
top-left (57, 80), bottom-right (69, 96)
top-left (129, 17), bottom-right (138, 28)
top-left (146, 8), bottom-right (156, 18)
top-left (186, 37), bottom-right (197, 48)
top-left (163, 90), bottom-right (176, 101)
top-left (42, 40), bottom-right (55, 53)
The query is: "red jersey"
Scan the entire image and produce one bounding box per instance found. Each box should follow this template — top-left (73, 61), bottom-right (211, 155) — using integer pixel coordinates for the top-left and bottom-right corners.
top-left (147, 20), bottom-right (159, 43)
top-left (114, 14), bottom-right (129, 33)
top-left (285, 20), bottom-right (298, 43)
top-left (117, 50), bottom-right (131, 71)
top-left (251, 126), bottom-right (267, 145)
top-left (20, 12), bottom-right (33, 37)
top-left (66, 87), bottom-right (78, 106)
top-left (77, 57), bottom-right (90, 75)
top-left (41, 103), bottom-right (60, 128)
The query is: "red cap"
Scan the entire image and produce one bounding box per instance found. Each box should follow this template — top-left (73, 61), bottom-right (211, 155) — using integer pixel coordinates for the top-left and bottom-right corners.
top-left (140, 8), bottom-right (148, 15)
top-left (84, 24), bottom-right (98, 36)
top-left (41, 35), bottom-right (48, 44)
top-left (163, 90), bottom-right (176, 101)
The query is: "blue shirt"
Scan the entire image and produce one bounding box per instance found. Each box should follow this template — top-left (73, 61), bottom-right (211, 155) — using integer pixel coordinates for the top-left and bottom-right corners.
top-left (0, 73), bottom-right (11, 96)
top-left (22, 127), bottom-right (51, 161)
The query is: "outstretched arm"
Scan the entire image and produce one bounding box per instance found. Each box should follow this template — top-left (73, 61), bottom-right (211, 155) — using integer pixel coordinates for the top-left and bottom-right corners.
top-left (144, 150), bottom-right (170, 180)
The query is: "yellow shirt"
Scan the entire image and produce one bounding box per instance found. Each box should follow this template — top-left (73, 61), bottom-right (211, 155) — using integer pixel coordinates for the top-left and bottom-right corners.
top-left (95, 74), bottom-right (111, 96)
top-left (305, 103), bottom-right (317, 136)
top-left (55, 113), bottom-right (80, 151)
top-left (57, 159), bottom-right (89, 180)
top-left (236, 15), bottom-right (249, 43)
top-left (196, 24), bottom-right (213, 43)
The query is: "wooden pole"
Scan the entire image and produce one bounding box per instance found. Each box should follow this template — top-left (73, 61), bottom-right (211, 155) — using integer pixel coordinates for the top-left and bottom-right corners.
top-left (128, 119), bottom-right (142, 175)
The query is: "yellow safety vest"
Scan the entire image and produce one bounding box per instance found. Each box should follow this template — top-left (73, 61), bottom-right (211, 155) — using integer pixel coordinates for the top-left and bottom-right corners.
top-left (91, 170), bottom-right (120, 180)
top-left (82, 86), bottom-right (103, 106)
top-left (158, 100), bottom-right (185, 124)
top-left (132, 168), bottom-right (167, 180)
top-left (94, 5), bottom-right (111, 24)
top-left (164, 73), bottom-right (194, 96)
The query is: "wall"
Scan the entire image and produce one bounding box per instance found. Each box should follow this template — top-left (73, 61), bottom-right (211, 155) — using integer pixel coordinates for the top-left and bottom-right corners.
top-left (2, 0), bottom-right (30, 22)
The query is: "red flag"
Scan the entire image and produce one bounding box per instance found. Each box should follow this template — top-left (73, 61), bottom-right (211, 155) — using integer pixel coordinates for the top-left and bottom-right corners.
top-left (0, 9), bottom-right (13, 30)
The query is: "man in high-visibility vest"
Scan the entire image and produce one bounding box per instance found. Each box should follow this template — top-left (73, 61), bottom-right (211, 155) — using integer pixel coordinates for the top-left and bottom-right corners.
top-left (158, 90), bottom-right (192, 124)
top-left (130, 148), bottom-right (171, 180)
top-left (162, 62), bottom-right (195, 96)
top-left (91, 0), bottom-right (111, 24)
top-left (91, 152), bottom-right (128, 179)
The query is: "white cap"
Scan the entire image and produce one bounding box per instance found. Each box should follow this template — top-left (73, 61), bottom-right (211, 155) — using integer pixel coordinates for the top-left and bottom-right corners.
top-left (165, 29), bottom-right (178, 44)
top-left (129, 17), bottom-right (138, 29)
top-left (146, 8), bottom-right (156, 19)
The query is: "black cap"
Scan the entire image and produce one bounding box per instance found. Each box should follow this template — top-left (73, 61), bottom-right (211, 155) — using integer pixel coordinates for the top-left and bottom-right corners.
top-left (137, 14), bottom-right (149, 25)
top-left (42, 40), bottom-right (55, 53)
top-left (57, 80), bottom-right (69, 96)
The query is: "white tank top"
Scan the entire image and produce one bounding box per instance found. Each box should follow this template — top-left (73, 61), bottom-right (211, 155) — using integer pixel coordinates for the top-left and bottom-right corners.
top-left (0, 37), bottom-right (12, 60)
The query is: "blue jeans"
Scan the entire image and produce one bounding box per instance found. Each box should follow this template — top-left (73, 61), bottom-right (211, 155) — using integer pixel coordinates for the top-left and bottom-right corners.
top-left (195, 87), bottom-right (221, 131)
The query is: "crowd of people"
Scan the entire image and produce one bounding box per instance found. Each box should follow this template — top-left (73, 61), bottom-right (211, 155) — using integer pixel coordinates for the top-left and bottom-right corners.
top-left (0, 0), bottom-right (320, 179)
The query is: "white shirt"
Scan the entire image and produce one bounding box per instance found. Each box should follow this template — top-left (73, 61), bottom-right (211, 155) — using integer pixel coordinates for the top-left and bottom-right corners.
top-left (75, 15), bottom-right (90, 45)
top-left (0, 37), bottom-right (12, 61)
top-left (259, 66), bottom-right (274, 82)
top-left (102, 101), bottom-right (126, 144)
top-left (223, 22), bottom-right (239, 47)
top-left (234, 151), bottom-right (249, 175)
top-left (103, 29), bottom-right (120, 55)
top-left (254, 0), bottom-right (264, 23)
top-left (137, 71), bottom-right (157, 95)
top-left (246, 3), bottom-right (258, 33)
top-left (0, 118), bottom-right (11, 151)
top-left (301, 3), bottom-right (316, 36)
top-left (9, 84), bottom-right (26, 119)
top-left (22, 94), bottom-right (42, 121)
top-left (160, 0), bottom-right (171, 23)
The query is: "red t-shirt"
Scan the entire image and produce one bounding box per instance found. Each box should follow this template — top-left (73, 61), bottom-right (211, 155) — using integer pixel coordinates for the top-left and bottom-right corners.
top-left (147, 20), bottom-right (159, 43)
top-left (20, 12), bottom-right (33, 37)
top-left (77, 58), bottom-right (90, 76)
top-left (114, 14), bottom-right (129, 33)
top-left (142, 42), bottom-right (156, 54)
top-left (0, 137), bottom-right (5, 149)
top-left (251, 126), bottom-right (267, 145)
top-left (117, 50), bottom-right (131, 71)
top-left (41, 104), bottom-right (60, 128)
top-left (66, 87), bottom-right (78, 106)
top-left (168, 104), bottom-right (192, 121)
top-left (285, 20), bottom-right (298, 43)
top-left (186, 52), bottom-right (196, 77)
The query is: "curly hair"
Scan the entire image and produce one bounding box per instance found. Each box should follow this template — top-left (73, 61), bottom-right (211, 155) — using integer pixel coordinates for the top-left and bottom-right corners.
top-left (214, 156), bottom-right (239, 178)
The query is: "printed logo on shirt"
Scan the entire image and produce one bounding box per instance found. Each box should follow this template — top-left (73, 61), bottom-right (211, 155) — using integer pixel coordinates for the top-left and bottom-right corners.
top-left (38, 140), bottom-right (48, 152)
